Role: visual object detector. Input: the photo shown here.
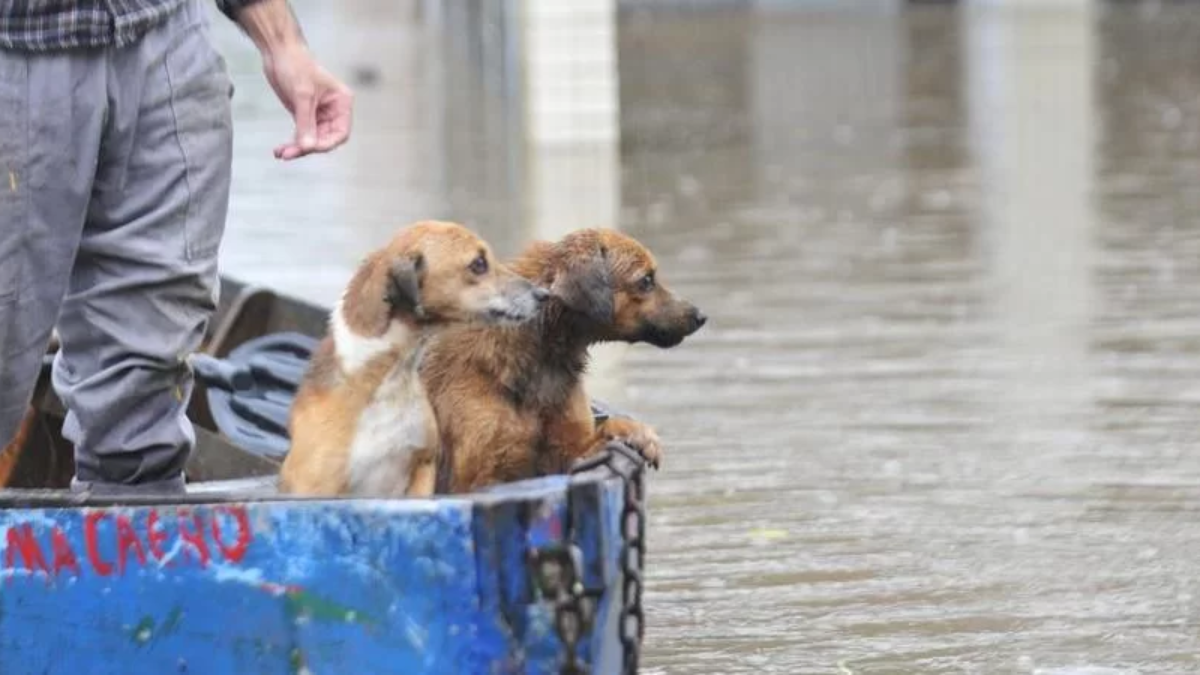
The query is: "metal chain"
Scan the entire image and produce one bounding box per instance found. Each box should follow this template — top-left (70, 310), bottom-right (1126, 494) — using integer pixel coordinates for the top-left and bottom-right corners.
top-left (567, 442), bottom-right (647, 674)
top-left (529, 542), bottom-right (591, 675)
top-left (616, 445), bottom-right (646, 674)
top-left (533, 441), bottom-right (648, 674)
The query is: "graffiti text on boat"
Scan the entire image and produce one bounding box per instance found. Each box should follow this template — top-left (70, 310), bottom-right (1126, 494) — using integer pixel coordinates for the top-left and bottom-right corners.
top-left (2, 505), bottom-right (253, 578)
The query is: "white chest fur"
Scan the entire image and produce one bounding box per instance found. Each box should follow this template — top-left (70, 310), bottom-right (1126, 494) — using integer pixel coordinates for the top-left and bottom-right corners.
top-left (331, 298), bottom-right (433, 497)
top-left (330, 296), bottom-right (411, 373)
top-left (345, 358), bottom-right (432, 496)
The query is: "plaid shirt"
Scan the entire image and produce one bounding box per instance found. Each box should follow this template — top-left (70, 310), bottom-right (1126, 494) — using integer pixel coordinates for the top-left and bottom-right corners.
top-left (0, 0), bottom-right (264, 52)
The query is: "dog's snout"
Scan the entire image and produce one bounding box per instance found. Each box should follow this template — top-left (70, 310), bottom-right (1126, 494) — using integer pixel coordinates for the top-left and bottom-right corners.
top-left (690, 306), bottom-right (707, 330)
top-left (532, 286), bottom-right (551, 303)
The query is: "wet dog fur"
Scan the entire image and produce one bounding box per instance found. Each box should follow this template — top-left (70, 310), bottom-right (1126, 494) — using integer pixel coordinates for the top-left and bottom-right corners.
top-left (420, 227), bottom-right (707, 494)
top-left (279, 220), bottom-right (547, 497)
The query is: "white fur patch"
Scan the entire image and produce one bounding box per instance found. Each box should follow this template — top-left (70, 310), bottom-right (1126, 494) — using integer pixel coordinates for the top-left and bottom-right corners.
top-left (345, 358), bottom-right (429, 496)
top-left (330, 295), bottom-right (413, 374)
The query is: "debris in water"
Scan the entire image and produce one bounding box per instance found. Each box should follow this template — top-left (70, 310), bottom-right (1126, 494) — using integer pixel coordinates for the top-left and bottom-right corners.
top-left (749, 528), bottom-right (788, 543)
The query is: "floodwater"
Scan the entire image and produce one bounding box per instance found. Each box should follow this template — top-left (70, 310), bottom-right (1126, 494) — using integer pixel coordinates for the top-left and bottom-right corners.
top-left (208, 1), bottom-right (1200, 673)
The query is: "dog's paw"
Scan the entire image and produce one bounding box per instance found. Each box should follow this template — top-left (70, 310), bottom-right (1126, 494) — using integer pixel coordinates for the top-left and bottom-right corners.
top-left (599, 417), bottom-right (662, 470)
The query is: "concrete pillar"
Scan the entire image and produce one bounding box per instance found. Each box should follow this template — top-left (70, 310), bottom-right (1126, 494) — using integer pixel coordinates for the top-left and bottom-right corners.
top-left (964, 2), bottom-right (1097, 423)
top-left (521, 0), bottom-right (620, 240)
top-left (520, 0), bottom-right (625, 403)
top-left (521, 0), bottom-right (619, 148)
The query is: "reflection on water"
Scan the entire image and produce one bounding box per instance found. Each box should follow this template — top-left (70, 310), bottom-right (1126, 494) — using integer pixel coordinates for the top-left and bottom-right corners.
top-left (209, 1), bottom-right (1200, 672)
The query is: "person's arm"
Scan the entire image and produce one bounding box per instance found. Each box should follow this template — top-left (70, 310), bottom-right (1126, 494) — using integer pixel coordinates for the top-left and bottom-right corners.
top-left (215, 0), bottom-right (354, 160)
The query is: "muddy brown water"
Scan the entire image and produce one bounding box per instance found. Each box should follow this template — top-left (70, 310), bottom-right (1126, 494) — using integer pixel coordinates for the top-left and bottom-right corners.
top-left (208, 2), bottom-right (1200, 673)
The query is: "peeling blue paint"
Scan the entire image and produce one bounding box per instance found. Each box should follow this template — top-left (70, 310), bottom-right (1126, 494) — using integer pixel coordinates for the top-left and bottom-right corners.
top-left (0, 472), bottom-right (630, 673)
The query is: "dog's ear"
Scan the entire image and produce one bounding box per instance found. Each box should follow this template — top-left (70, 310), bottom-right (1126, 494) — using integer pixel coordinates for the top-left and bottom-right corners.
top-left (386, 253), bottom-right (426, 319)
top-left (552, 245), bottom-right (613, 324)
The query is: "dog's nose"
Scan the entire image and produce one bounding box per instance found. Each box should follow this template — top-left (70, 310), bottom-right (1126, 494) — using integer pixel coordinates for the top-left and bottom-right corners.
top-left (532, 286), bottom-right (551, 303)
top-left (692, 308), bottom-right (707, 328)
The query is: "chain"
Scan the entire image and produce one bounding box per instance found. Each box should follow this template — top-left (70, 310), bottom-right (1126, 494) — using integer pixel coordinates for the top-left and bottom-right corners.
top-left (530, 441), bottom-right (648, 672)
top-left (532, 441), bottom-right (649, 674)
top-left (616, 445), bottom-right (646, 674)
top-left (566, 441), bottom-right (647, 674)
top-left (529, 543), bottom-right (592, 675)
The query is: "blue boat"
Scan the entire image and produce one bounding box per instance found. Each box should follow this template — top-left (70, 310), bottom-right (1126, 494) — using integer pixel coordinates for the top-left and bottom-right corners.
top-left (0, 276), bottom-right (650, 674)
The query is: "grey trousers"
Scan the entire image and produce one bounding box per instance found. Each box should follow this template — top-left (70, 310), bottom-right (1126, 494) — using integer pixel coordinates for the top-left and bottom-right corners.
top-left (0, 0), bottom-right (233, 492)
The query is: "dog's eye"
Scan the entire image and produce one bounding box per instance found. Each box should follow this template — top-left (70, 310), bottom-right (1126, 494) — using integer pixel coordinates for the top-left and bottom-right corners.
top-left (638, 272), bottom-right (655, 292)
top-left (469, 255), bottom-right (488, 275)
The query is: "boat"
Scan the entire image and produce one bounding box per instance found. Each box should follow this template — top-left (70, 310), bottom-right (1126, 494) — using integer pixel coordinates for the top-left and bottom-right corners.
top-left (0, 275), bottom-right (650, 674)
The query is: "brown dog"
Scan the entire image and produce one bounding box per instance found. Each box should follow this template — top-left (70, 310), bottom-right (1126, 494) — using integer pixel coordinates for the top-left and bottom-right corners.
top-left (0, 405), bottom-right (36, 487)
top-left (278, 220), bottom-right (548, 497)
top-left (420, 227), bottom-right (706, 493)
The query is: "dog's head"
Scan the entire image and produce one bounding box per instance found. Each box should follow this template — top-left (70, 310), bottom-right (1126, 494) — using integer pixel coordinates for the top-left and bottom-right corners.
top-left (543, 228), bottom-right (706, 348)
top-left (380, 220), bottom-right (548, 327)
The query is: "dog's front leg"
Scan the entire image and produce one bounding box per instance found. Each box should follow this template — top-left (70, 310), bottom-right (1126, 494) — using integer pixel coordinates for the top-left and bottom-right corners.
top-left (405, 458), bottom-right (437, 497)
top-left (590, 417), bottom-right (662, 470)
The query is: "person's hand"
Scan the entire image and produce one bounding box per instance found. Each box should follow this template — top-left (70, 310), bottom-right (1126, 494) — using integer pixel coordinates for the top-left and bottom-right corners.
top-left (260, 42), bottom-right (354, 160)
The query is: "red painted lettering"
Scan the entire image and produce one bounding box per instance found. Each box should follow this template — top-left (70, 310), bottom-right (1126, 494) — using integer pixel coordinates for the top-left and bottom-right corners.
top-left (5, 524), bottom-right (47, 573)
top-left (85, 511), bottom-right (113, 576)
top-left (50, 527), bottom-right (80, 576)
top-left (146, 511), bottom-right (170, 563)
top-left (211, 506), bottom-right (252, 563)
top-left (3, 506), bottom-right (255, 582)
top-left (177, 510), bottom-right (209, 568)
top-left (115, 515), bottom-right (146, 574)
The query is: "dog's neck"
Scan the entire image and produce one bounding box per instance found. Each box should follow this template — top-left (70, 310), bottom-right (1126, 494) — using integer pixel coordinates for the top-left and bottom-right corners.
top-left (469, 311), bottom-right (586, 412)
top-left (512, 242), bottom-right (604, 362)
top-left (333, 256), bottom-right (425, 374)
top-left (478, 246), bottom-right (604, 409)
top-left (534, 299), bottom-right (599, 365)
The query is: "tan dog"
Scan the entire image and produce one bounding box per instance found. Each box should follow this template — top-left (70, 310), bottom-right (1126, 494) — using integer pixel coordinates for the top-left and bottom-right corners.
top-left (420, 228), bottom-right (707, 494)
top-left (279, 220), bottom-right (548, 497)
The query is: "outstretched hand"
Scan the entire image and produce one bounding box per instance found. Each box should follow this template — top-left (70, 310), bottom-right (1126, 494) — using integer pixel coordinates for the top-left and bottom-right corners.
top-left (261, 42), bottom-right (354, 160)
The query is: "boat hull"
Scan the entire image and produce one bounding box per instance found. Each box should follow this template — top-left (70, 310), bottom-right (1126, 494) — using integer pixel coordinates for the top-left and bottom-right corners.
top-left (0, 275), bottom-right (646, 674)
